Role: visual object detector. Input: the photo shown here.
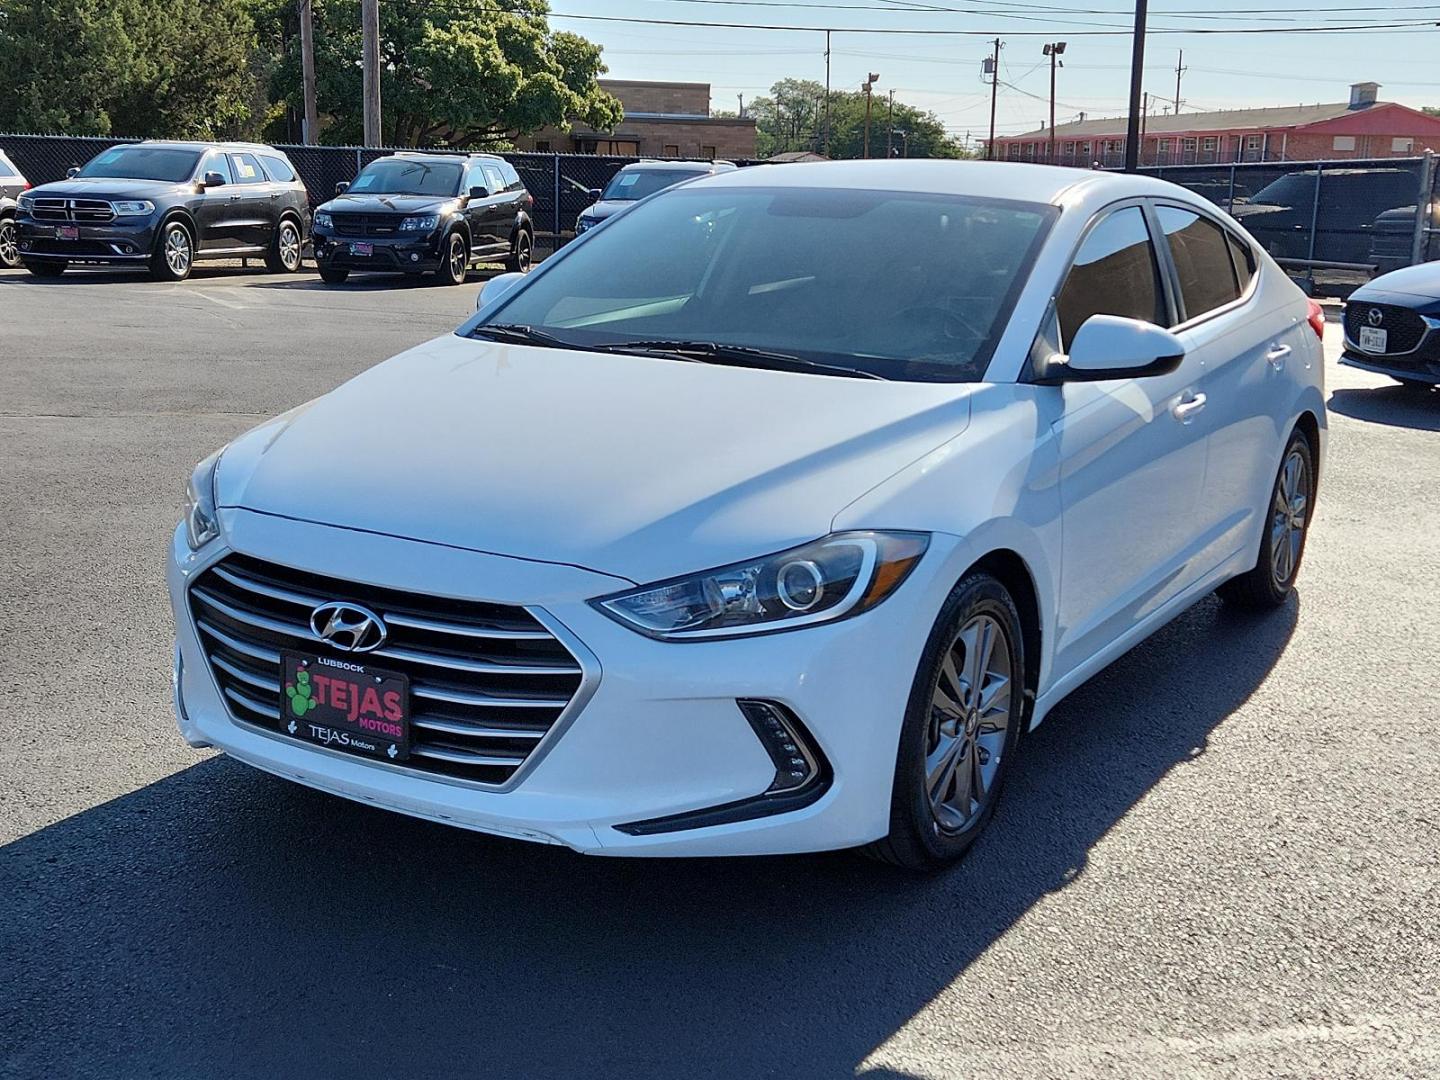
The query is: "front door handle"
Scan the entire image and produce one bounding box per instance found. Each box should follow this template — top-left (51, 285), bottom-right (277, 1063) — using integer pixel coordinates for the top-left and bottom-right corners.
top-left (1171, 391), bottom-right (1207, 423)
top-left (1266, 344), bottom-right (1292, 370)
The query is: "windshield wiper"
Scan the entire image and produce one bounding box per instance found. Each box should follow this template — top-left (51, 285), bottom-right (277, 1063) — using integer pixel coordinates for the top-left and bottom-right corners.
top-left (598, 339), bottom-right (889, 381)
top-left (469, 323), bottom-right (585, 350)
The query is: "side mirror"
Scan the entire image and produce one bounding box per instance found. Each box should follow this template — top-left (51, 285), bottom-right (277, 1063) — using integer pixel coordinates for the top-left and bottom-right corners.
top-left (335, 181), bottom-right (349, 195)
top-left (1038, 314), bottom-right (1185, 383)
top-left (476, 271), bottom-right (527, 312)
top-left (587, 188), bottom-right (602, 204)
top-left (469, 184), bottom-right (489, 199)
top-left (66, 167), bottom-right (80, 178)
top-left (202, 172), bottom-right (226, 188)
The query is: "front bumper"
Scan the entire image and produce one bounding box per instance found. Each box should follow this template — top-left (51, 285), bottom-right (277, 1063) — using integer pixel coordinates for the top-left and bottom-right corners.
top-left (313, 231), bottom-right (443, 273)
top-left (169, 509), bottom-right (968, 856)
top-left (16, 215), bottom-right (157, 263)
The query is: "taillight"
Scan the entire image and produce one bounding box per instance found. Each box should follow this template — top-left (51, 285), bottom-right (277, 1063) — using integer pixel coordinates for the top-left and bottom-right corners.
top-left (1306, 299), bottom-right (1325, 340)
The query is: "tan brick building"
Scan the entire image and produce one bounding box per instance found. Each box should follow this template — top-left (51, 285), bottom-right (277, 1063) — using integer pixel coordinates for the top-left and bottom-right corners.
top-left (516, 80), bottom-right (757, 160)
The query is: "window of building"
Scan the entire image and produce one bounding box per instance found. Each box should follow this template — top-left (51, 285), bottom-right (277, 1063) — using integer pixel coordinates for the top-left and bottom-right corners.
top-left (1063, 141), bottom-right (1075, 155)
top-left (1393, 137), bottom-right (1415, 153)
top-left (535, 140), bottom-right (552, 152)
top-left (1201, 136), bottom-right (1218, 152)
top-left (1246, 134), bottom-right (1262, 150)
top-left (1181, 137), bottom-right (1197, 152)
top-left (1080, 141), bottom-right (1092, 158)
top-left (581, 139), bottom-right (639, 155)
top-left (1157, 139), bottom-right (1171, 153)
top-left (1333, 135), bottom-right (1357, 151)
top-left (663, 144), bottom-right (681, 157)
top-left (1056, 206), bottom-right (1166, 350)
top-left (701, 145), bottom-right (717, 160)
top-left (1156, 206), bottom-right (1242, 321)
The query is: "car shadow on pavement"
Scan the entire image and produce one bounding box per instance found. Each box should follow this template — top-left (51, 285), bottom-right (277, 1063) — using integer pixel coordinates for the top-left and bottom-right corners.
top-left (1328, 385), bottom-right (1440, 431)
top-left (0, 594), bottom-right (1298, 1080)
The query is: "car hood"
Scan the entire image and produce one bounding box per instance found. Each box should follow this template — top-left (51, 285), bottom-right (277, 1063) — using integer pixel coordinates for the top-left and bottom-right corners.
top-left (1349, 262), bottom-right (1440, 305)
top-left (27, 177), bottom-right (190, 201)
top-left (582, 199), bottom-right (635, 222)
top-left (215, 333), bottom-right (973, 583)
top-left (320, 193), bottom-right (458, 215)
top-left (1230, 202), bottom-right (1294, 219)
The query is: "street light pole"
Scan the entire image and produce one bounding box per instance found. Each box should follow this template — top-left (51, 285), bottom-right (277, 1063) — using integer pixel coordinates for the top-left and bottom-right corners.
top-left (362, 0), bottom-right (381, 147)
top-left (887, 89), bottom-right (895, 158)
top-left (298, 0), bottom-right (318, 144)
top-left (984, 38), bottom-right (1001, 160)
top-left (1043, 41), bottom-right (1066, 163)
top-left (823, 29), bottom-right (832, 157)
top-left (862, 73), bottom-right (879, 159)
top-left (1124, 0), bottom-right (1147, 172)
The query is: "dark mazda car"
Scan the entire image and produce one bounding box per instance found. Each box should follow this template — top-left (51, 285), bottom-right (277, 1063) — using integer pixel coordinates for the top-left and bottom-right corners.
top-left (574, 160), bottom-right (736, 236)
top-left (1341, 262), bottom-right (1440, 389)
top-left (311, 152), bottom-right (534, 285)
top-left (0, 149), bottom-right (29, 269)
top-left (15, 141), bottom-right (309, 281)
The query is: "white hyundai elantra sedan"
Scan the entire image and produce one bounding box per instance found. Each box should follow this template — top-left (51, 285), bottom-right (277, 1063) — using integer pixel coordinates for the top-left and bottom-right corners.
top-left (169, 161), bottom-right (1325, 870)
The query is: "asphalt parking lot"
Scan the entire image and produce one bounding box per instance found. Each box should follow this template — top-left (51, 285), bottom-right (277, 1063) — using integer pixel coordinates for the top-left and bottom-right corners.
top-left (2, 264), bottom-right (1437, 1080)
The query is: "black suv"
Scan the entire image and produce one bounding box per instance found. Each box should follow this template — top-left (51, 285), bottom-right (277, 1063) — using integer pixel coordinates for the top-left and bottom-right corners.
top-left (0, 149), bottom-right (29, 269)
top-left (15, 140), bottom-right (310, 281)
top-left (312, 152), bottom-right (534, 285)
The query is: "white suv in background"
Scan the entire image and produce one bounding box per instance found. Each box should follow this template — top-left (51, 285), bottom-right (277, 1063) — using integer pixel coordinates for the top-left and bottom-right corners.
top-left (0, 149), bottom-right (29, 269)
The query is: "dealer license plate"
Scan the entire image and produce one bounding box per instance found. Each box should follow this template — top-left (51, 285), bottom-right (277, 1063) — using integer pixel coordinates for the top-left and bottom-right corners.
top-left (55, 225), bottom-right (79, 240)
top-left (280, 651), bottom-right (410, 762)
top-left (350, 241), bottom-right (373, 257)
top-left (1358, 326), bottom-right (1388, 354)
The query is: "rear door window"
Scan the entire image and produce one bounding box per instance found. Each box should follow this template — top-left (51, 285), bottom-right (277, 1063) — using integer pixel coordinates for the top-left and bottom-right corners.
top-left (1156, 205), bottom-right (1241, 321)
top-left (1056, 206), bottom-right (1167, 349)
top-left (481, 163), bottom-right (507, 195)
top-left (228, 152), bottom-right (266, 185)
top-left (0, 157), bottom-right (15, 177)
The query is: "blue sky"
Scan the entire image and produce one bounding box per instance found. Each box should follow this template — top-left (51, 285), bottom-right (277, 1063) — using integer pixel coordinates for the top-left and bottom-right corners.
top-left (548, 0), bottom-right (1440, 146)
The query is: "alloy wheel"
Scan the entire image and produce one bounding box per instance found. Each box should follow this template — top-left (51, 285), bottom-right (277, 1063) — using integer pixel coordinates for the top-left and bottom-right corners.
top-left (1270, 446), bottom-right (1309, 587)
top-left (279, 223), bottom-right (301, 271)
top-left (449, 235), bottom-right (467, 280)
top-left (0, 219), bottom-right (17, 267)
top-left (516, 234), bottom-right (531, 272)
top-left (926, 613), bottom-right (1013, 833)
top-left (165, 226), bottom-right (192, 276)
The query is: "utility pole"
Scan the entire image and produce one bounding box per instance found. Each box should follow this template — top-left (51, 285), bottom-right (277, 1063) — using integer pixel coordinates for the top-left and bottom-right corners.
top-left (984, 38), bottom-right (1002, 160)
top-left (823, 30), bottom-right (832, 157)
top-left (1174, 49), bottom-right (1186, 116)
top-left (737, 93), bottom-right (745, 118)
top-left (862, 73), bottom-right (879, 158)
top-left (362, 0), bottom-right (381, 146)
top-left (1141, 90), bottom-right (1149, 162)
top-left (1043, 41), bottom-right (1066, 163)
top-left (887, 89), bottom-right (895, 157)
top-left (1124, 0), bottom-right (1148, 172)
top-left (298, 0), bottom-right (318, 144)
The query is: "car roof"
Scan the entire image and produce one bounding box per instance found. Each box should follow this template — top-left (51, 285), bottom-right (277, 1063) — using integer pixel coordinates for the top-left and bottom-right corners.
top-left (619, 160), bottom-right (731, 173)
top-left (693, 158), bottom-right (1192, 206)
top-left (137, 140), bottom-right (289, 154)
top-left (390, 151), bottom-right (507, 162)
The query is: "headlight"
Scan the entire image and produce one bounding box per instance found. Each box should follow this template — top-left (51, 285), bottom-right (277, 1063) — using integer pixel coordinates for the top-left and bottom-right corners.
top-left (183, 450), bottom-right (223, 550)
top-left (595, 531), bottom-right (929, 640)
top-left (314, 210), bottom-right (333, 230)
top-left (575, 216), bottom-right (593, 234)
top-left (111, 199), bottom-right (155, 217)
top-left (17, 192), bottom-right (34, 212)
top-left (400, 214), bottom-right (439, 232)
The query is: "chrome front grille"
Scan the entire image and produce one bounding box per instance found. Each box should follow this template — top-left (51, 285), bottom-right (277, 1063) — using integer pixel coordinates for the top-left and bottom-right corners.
top-left (31, 198), bottom-right (115, 223)
top-left (188, 554), bottom-right (586, 786)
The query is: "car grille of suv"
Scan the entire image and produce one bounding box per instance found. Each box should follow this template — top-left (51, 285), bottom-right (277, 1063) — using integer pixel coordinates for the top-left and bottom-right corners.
top-left (1345, 302), bottom-right (1427, 355)
top-left (32, 198), bottom-right (115, 223)
top-left (331, 213), bottom-right (404, 237)
top-left (188, 554), bottom-right (586, 786)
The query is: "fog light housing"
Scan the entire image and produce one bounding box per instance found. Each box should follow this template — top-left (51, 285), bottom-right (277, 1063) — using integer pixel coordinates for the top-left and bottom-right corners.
top-left (410, 252), bottom-right (420, 262)
top-left (738, 699), bottom-right (821, 794)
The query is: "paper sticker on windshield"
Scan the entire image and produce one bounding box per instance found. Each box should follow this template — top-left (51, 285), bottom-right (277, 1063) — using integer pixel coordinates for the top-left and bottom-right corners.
top-left (352, 175), bottom-right (375, 190)
top-left (617, 174), bottom-right (638, 187)
top-left (97, 150), bottom-right (122, 164)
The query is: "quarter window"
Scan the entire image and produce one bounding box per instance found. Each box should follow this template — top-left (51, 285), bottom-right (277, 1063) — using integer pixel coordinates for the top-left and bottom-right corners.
top-left (1056, 206), bottom-right (1166, 350)
top-left (1227, 233), bottom-right (1256, 292)
top-left (259, 154), bottom-right (296, 182)
top-left (0, 157), bottom-right (15, 177)
top-left (1156, 206), bottom-right (1241, 321)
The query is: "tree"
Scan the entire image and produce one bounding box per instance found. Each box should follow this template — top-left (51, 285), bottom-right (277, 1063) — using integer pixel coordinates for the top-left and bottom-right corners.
top-left (741, 78), bottom-right (969, 160)
top-left (0, 0), bottom-right (260, 137)
top-left (255, 0), bottom-right (622, 147)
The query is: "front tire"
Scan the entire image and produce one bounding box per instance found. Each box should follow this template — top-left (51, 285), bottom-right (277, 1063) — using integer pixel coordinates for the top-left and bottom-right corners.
top-left (23, 260), bottom-right (66, 278)
top-left (150, 220), bottom-right (194, 281)
top-left (1218, 428), bottom-right (1316, 609)
top-left (866, 572), bottom-right (1026, 871)
top-left (0, 216), bottom-right (19, 269)
top-left (436, 230), bottom-right (468, 285)
top-left (318, 265), bottom-right (349, 285)
top-left (265, 218), bottom-right (303, 273)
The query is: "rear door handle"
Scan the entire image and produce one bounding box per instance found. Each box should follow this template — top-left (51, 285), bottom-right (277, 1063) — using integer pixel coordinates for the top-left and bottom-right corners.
top-left (1266, 344), bottom-right (1292, 370)
top-left (1171, 392), bottom-right (1207, 423)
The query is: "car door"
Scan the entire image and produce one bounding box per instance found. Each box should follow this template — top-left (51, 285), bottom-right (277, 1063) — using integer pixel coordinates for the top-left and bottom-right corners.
top-left (226, 152), bottom-right (276, 250)
top-left (477, 162), bottom-right (513, 256)
top-left (1152, 203), bottom-right (1295, 576)
top-left (195, 151), bottom-right (239, 251)
top-left (1047, 203), bottom-right (1210, 679)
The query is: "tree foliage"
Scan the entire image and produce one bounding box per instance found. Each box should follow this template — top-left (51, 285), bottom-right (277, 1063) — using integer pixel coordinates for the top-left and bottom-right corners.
top-left (741, 78), bottom-right (970, 160)
top-left (0, 0), bottom-right (259, 137)
top-left (254, 0), bottom-right (622, 147)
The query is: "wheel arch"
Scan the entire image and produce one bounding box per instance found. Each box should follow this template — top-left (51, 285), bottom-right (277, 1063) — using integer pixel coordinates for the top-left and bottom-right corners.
top-left (157, 207), bottom-right (198, 247)
top-left (962, 547), bottom-right (1042, 728)
top-left (1292, 408), bottom-right (1322, 485)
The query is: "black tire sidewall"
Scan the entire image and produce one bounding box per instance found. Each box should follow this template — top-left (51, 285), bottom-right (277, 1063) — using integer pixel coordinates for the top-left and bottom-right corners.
top-left (890, 574), bottom-right (1026, 867)
top-left (151, 221), bottom-right (193, 281)
top-left (318, 265), bottom-right (349, 285)
top-left (439, 231), bottom-right (467, 284)
top-left (268, 219), bottom-right (302, 273)
top-left (1256, 430), bottom-right (1316, 602)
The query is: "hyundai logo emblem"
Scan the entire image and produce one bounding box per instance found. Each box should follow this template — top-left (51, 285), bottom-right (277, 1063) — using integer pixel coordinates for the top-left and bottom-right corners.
top-left (310, 601), bottom-right (387, 653)
top-left (1367, 307), bottom-right (1385, 328)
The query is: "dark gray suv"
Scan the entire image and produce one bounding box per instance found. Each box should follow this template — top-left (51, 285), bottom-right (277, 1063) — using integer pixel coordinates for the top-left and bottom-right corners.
top-left (0, 149), bottom-right (27, 269)
top-left (15, 140), bottom-right (310, 281)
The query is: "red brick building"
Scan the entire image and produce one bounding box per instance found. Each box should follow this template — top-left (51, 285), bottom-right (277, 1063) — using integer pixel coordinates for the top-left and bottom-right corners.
top-left (514, 80), bottom-right (757, 160)
top-left (990, 82), bottom-right (1440, 168)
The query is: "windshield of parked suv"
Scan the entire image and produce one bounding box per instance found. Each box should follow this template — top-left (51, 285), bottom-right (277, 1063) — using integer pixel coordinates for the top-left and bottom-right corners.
top-left (601, 168), bottom-right (705, 202)
top-left (476, 186), bottom-right (1054, 382)
top-left (78, 147), bottom-right (202, 183)
top-left (350, 159), bottom-right (462, 197)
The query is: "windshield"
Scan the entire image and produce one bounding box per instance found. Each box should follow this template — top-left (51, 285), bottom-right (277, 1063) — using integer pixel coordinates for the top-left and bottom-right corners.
top-left (477, 186), bottom-right (1054, 382)
top-left (350, 159), bottom-right (462, 197)
top-left (601, 168), bottom-right (704, 202)
top-left (78, 147), bottom-right (201, 183)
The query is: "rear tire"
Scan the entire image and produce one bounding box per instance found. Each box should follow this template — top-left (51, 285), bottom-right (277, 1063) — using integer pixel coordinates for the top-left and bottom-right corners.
top-left (504, 229), bottom-right (532, 273)
top-left (864, 572), bottom-right (1026, 872)
top-left (149, 220), bottom-right (194, 281)
top-left (1218, 428), bottom-right (1316, 609)
top-left (318, 265), bottom-right (349, 285)
top-left (436, 230), bottom-right (469, 286)
top-left (0, 216), bottom-right (19, 269)
top-left (23, 260), bottom-right (65, 278)
top-left (265, 218), bottom-right (303, 273)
